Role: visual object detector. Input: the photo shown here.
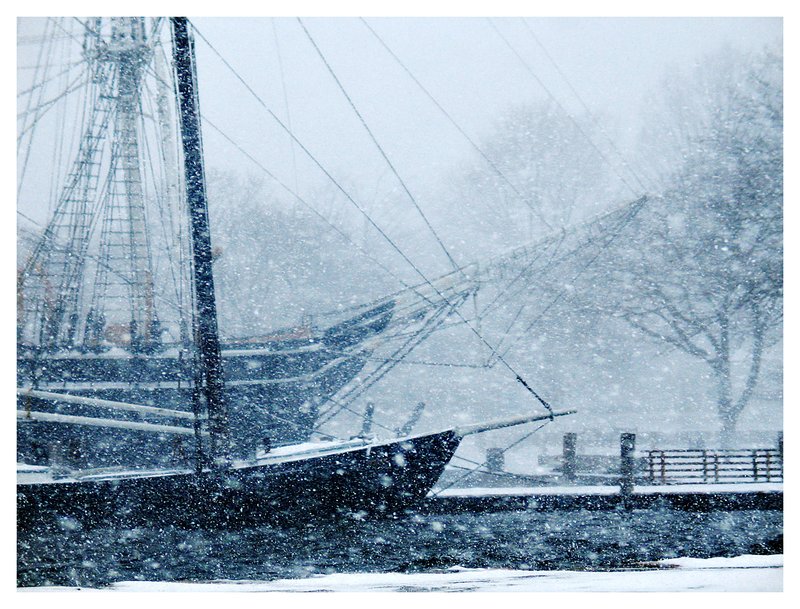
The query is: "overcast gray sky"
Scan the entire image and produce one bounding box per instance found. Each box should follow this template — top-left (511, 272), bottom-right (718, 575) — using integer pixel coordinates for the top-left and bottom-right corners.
top-left (188, 16), bottom-right (782, 200)
top-left (15, 15), bottom-right (782, 222)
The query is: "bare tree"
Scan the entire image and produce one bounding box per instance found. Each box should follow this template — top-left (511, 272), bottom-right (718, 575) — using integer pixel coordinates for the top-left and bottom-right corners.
top-left (207, 170), bottom-right (395, 336)
top-left (599, 46), bottom-right (782, 445)
top-left (450, 100), bottom-right (611, 258)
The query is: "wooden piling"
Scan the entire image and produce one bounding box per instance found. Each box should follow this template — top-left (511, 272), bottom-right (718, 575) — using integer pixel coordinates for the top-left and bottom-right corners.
top-left (563, 432), bottom-right (577, 483)
top-left (620, 433), bottom-right (636, 496)
top-left (360, 402), bottom-right (375, 436)
top-left (486, 448), bottom-right (505, 473)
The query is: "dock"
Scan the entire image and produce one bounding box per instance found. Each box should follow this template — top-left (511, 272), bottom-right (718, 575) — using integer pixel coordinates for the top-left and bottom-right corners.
top-left (422, 430), bottom-right (783, 513)
top-left (422, 483), bottom-right (783, 513)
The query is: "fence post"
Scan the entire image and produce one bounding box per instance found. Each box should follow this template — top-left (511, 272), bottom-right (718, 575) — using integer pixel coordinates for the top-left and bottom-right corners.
top-left (563, 432), bottom-right (577, 483)
top-left (620, 433), bottom-right (636, 496)
top-left (765, 450), bottom-right (772, 482)
top-left (702, 449), bottom-right (708, 483)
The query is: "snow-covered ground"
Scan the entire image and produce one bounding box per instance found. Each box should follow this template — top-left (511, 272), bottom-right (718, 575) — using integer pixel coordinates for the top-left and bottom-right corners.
top-left (21, 555), bottom-right (782, 592)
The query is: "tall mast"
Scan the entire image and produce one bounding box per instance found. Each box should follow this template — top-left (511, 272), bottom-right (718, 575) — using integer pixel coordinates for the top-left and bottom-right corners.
top-left (170, 17), bottom-right (231, 467)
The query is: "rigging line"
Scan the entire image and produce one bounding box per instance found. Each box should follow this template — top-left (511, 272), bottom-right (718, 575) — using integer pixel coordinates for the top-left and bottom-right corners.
top-left (358, 17), bottom-right (554, 233)
top-left (481, 232), bottom-right (603, 355)
top-left (17, 33), bottom-right (76, 44)
top-left (141, 60), bottom-right (186, 316)
top-left (447, 458), bottom-right (531, 478)
top-left (314, 264), bottom-right (474, 319)
top-left (495, 196), bottom-right (649, 362)
top-left (140, 53), bottom-right (419, 298)
top-left (191, 20), bottom-right (555, 414)
top-left (489, 298), bottom-right (534, 361)
top-left (296, 17), bottom-right (462, 276)
top-left (49, 17), bottom-right (91, 47)
top-left (315, 303), bottom-right (454, 425)
top-left (260, 403), bottom-right (345, 442)
top-left (199, 114), bottom-right (414, 293)
top-left (473, 194), bottom-right (656, 334)
top-left (17, 34), bottom-right (50, 196)
top-left (333, 298), bottom-right (463, 407)
top-left (519, 19), bottom-right (655, 194)
top-left (431, 420), bottom-right (551, 496)
top-left (139, 76), bottom-right (183, 315)
top-left (475, 229), bottom-right (568, 323)
top-left (17, 18), bottom-right (64, 198)
top-left (486, 18), bottom-right (643, 199)
top-left (315, 314), bottom-right (458, 431)
top-left (16, 210), bottom-right (184, 314)
top-left (52, 26), bottom-right (82, 221)
top-left (315, 295), bottom-right (463, 424)
top-left (445, 462), bottom-right (529, 479)
top-left (325, 350), bottom-right (489, 368)
top-left (16, 62), bottom-right (81, 99)
top-left (325, 294), bottom-right (476, 424)
top-left (482, 190), bottom-right (652, 273)
top-left (270, 18), bottom-right (300, 195)
top-left (16, 73), bottom-right (89, 138)
top-left (315, 395), bottom-right (400, 438)
top-left (190, 21), bottom-right (458, 314)
top-left (450, 453), bottom-right (512, 470)
top-left (148, 17), bottom-right (164, 42)
top-left (190, 20), bottom-right (419, 268)
top-left (70, 17), bottom-right (100, 41)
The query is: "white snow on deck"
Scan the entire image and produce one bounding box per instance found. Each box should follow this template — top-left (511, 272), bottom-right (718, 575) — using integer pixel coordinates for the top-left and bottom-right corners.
top-left (20, 554), bottom-right (782, 592)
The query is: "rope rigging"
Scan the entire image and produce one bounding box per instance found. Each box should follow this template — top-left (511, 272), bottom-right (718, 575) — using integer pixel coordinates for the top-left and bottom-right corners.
top-left (491, 196), bottom-right (648, 363)
top-left (137, 50), bottom-right (436, 314)
top-left (16, 18), bottom-right (661, 455)
top-left (358, 17), bottom-right (556, 233)
top-left (315, 293), bottom-right (466, 426)
top-left (431, 419), bottom-right (552, 496)
top-left (297, 17), bottom-right (462, 277)
top-left (518, 18), bottom-right (656, 194)
top-left (189, 19), bottom-right (558, 417)
top-left (486, 17), bottom-right (645, 200)
top-left (271, 18), bottom-right (300, 196)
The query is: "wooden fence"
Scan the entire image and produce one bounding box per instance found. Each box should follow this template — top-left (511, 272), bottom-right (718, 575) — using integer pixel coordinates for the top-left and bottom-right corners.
top-left (645, 448), bottom-right (783, 484)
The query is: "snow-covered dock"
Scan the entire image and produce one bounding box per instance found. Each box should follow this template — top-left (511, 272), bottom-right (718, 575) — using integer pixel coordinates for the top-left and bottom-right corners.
top-left (423, 483), bottom-right (783, 513)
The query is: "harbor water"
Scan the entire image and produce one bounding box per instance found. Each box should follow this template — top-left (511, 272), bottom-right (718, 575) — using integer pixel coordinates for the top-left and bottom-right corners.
top-left (17, 506), bottom-right (782, 588)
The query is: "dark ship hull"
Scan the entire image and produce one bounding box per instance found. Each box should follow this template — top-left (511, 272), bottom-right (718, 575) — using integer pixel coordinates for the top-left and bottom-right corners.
top-left (17, 429), bottom-right (462, 530)
top-left (17, 301), bottom-right (395, 468)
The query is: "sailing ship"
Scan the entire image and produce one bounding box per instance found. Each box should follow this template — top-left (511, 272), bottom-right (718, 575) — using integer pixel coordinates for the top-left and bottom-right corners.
top-left (17, 17), bottom-right (574, 529)
top-left (16, 17), bottom-right (472, 469)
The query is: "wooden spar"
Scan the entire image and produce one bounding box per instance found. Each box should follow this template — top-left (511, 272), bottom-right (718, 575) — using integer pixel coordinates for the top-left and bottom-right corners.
top-left (170, 17), bottom-right (231, 466)
top-left (17, 410), bottom-right (205, 436)
top-left (453, 409), bottom-right (576, 437)
top-left (18, 388), bottom-right (196, 420)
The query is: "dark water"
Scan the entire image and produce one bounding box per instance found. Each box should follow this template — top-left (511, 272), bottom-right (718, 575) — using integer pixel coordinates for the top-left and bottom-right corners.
top-left (18, 508), bottom-right (782, 588)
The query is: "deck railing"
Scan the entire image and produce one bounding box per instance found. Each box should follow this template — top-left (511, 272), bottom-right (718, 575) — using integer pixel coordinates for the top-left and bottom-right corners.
top-left (645, 448), bottom-right (783, 484)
